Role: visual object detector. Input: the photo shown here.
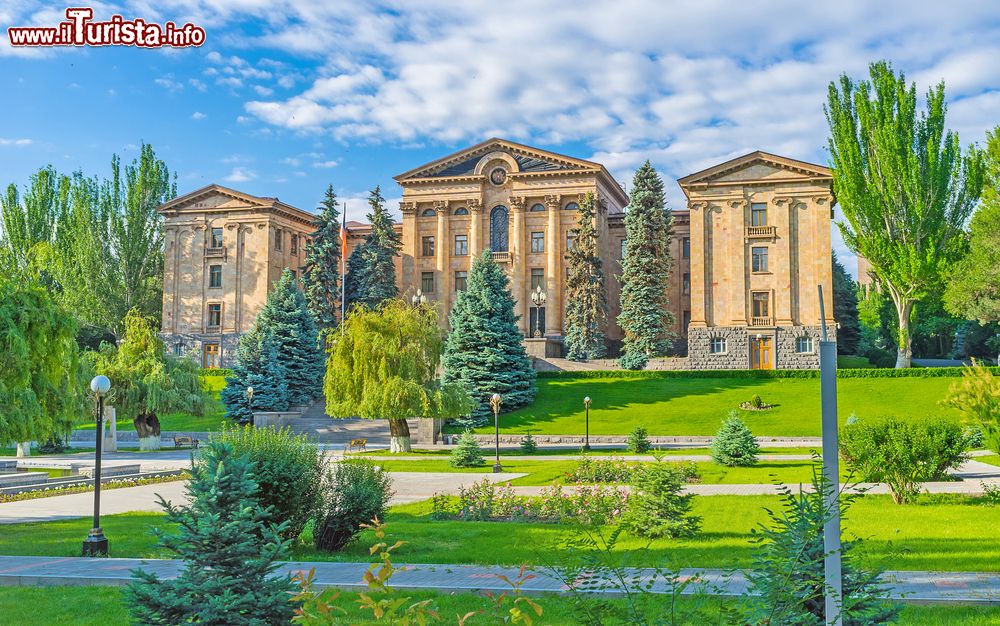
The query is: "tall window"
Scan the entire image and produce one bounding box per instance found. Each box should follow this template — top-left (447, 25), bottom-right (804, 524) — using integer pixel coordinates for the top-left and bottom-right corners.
top-left (210, 227), bottom-right (223, 248)
top-left (682, 310), bottom-right (691, 331)
top-left (454, 234), bottom-right (468, 256)
top-left (751, 246), bottom-right (768, 272)
top-left (421, 271), bottom-right (435, 293)
top-left (209, 264), bottom-right (222, 288)
top-left (709, 337), bottom-right (727, 354)
top-left (682, 237), bottom-right (690, 259)
top-left (795, 336), bottom-right (814, 353)
top-left (530, 231), bottom-right (545, 253)
top-left (530, 268), bottom-right (545, 290)
top-left (752, 292), bottom-right (770, 318)
top-left (682, 272), bottom-right (690, 295)
top-left (620, 239), bottom-right (627, 260)
top-left (566, 231), bottom-right (577, 251)
top-left (291, 234), bottom-right (299, 254)
top-left (751, 202), bottom-right (767, 227)
top-left (207, 303), bottom-right (222, 328)
top-left (422, 236), bottom-right (435, 257)
top-left (203, 343), bottom-right (221, 369)
top-left (274, 228), bottom-right (283, 251)
top-left (454, 271), bottom-right (468, 292)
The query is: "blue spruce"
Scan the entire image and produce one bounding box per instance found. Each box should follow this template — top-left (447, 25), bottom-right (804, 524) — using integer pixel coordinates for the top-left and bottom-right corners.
top-left (302, 185), bottom-right (342, 337)
top-left (221, 325), bottom-right (289, 423)
top-left (344, 186), bottom-right (401, 310)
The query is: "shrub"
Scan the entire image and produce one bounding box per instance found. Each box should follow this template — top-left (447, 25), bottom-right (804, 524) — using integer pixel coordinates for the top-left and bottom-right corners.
top-left (565, 457), bottom-right (637, 483)
top-left (981, 483), bottom-right (1000, 506)
top-left (627, 426), bottom-right (652, 453)
top-left (617, 350), bottom-right (648, 371)
top-left (622, 462), bottom-right (701, 539)
top-left (314, 459), bottom-right (393, 551)
top-left (212, 425), bottom-right (325, 540)
top-left (864, 346), bottom-right (897, 368)
top-left (840, 415), bottom-right (970, 504)
top-left (750, 394), bottom-right (764, 409)
top-left (439, 478), bottom-right (630, 525)
top-left (449, 430), bottom-right (485, 467)
top-left (942, 361), bottom-right (1000, 453)
top-left (37, 435), bottom-right (68, 454)
top-left (520, 432), bottom-right (538, 454)
top-left (711, 411), bottom-right (761, 467)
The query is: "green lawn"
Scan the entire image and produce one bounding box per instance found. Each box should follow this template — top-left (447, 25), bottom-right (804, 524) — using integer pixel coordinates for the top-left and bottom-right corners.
top-left (75, 376), bottom-right (228, 432)
top-left (359, 446), bottom-right (822, 457)
top-left (1, 586), bottom-right (995, 625)
top-left (979, 455), bottom-right (1000, 468)
top-left (0, 447), bottom-right (96, 456)
top-left (837, 355), bottom-right (874, 368)
top-left (469, 375), bottom-right (962, 436)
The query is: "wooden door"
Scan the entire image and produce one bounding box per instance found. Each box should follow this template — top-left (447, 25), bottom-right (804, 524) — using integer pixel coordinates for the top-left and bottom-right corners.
top-left (751, 338), bottom-right (773, 370)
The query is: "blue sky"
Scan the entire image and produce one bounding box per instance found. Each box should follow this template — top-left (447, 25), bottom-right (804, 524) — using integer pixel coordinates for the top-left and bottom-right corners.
top-left (2, 1), bottom-right (999, 276)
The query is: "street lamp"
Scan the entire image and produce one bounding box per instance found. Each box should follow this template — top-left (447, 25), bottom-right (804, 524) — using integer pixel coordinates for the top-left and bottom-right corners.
top-left (83, 375), bottom-right (111, 557)
top-left (247, 386), bottom-right (254, 424)
top-left (530, 286), bottom-right (546, 338)
top-left (411, 289), bottom-right (427, 306)
top-left (583, 396), bottom-right (592, 451)
top-left (490, 393), bottom-right (502, 473)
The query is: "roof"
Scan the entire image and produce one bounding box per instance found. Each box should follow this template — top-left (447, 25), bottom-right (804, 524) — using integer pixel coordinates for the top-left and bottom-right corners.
top-left (677, 150), bottom-right (832, 198)
top-left (156, 183), bottom-right (317, 224)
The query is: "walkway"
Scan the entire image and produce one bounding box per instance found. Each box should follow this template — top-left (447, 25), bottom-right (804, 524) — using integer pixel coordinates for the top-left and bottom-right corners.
top-left (0, 556), bottom-right (996, 604)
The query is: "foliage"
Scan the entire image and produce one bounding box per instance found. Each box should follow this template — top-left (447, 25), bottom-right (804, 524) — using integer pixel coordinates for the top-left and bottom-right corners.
top-left (535, 365), bottom-right (1000, 380)
top-left (436, 479), bottom-right (630, 526)
top-left (833, 251), bottom-right (862, 354)
top-left (750, 394), bottom-right (763, 409)
top-left (314, 459), bottom-right (393, 552)
top-left (622, 461), bottom-right (701, 539)
top-left (450, 431), bottom-right (485, 467)
top-left (626, 426), bottom-right (651, 453)
top-left (519, 433), bottom-right (538, 454)
top-left (212, 424), bottom-right (325, 540)
top-left (840, 415), bottom-right (970, 503)
top-left (0, 277), bottom-right (88, 446)
top-left (125, 442), bottom-right (296, 625)
top-left (325, 300), bottom-right (472, 452)
top-left (617, 161), bottom-right (675, 369)
top-left (199, 368), bottom-right (233, 377)
top-left (344, 187), bottom-right (402, 311)
top-left (826, 60), bottom-right (985, 367)
top-left (942, 360), bottom-right (1000, 453)
top-left (302, 185), bottom-right (342, 336)
top-left (564, 192), bottom-right (608, 361)
top-left (745, 468), bottom-right (900, 625)
top-left (443, 251), bottom-right (536, 426)
top-left (711, 411), bottom-right (761, 467)
top-left (221, 323), bottom-right (289, 424)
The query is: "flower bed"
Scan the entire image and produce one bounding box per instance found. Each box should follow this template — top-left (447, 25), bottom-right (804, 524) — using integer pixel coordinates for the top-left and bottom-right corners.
top-left (0, 473), bottom-right (187, 503)
top-left (564, 458), bottom-right (699, 484)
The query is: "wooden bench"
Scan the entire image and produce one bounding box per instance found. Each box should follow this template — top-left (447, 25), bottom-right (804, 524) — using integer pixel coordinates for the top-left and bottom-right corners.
top-left (345, 438), bottom-right (367, 453)
top-left (173, 435), bottom-right (200, 449)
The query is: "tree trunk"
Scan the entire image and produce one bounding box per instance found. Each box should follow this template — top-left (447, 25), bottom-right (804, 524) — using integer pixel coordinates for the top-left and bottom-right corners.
top-left (389, 418), bottom-right (411, 453)
top-left (894, 299), bottom-right (914, 368)
top-left (15, 442), bottom-right (31, 457)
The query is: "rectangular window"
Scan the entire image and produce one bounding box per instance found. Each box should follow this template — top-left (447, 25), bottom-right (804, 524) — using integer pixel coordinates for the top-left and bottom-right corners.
top-left (530, 231), bottom-right (545, 253)
top-left (751, 246), bottom-right (769, 273)
top-left (751, 203), bottom-right (768, 227)
top-left (203, 343), bottom-right (220, 369)
top-left (209, 264), bottom-right (222, 288)
top-left (274, 228), bottom-right (283, 251)
top-left (422, 236), bottom-right (435, 257)
top-left (682, 237), bottom-right (691, 259)
top-left (291, 234), bottom-right (298, 254)
top-left (421, 271), bottom-right (435, 293)
top-left (454, 234), bottom-right (468, 256)
top-left (682, 272), bottom-right (690, 295)
top-left (454, 271), bottom-right (468, 292)
top-left (620, 239), bottom-right (627, 260)
top-left (796, 336), bottom-right (814, 353)
top-left (173, 342), bottom-right (183, 357)
top-left (566, 231), bottom-right (577, 251)
top-left (530, 268), bottom-right (545, 291)
top-left (709, 337), bottom-right (727, 354)
top-left (682, 310), bottom-right (691, 331)
top-left (210, 227), bottom-right (223, 248)
top-left (752, 292), bottom-right (770, 318)
top-left (207, 303), bottom-right (222, 328)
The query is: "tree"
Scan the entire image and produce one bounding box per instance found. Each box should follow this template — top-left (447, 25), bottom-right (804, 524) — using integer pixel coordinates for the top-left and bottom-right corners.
top-left (325, 300), bottom-right (471, 452)
top-left (342, 244), bottom-right (368, 311)
top-left (443, 251), bottom-right (536, 427)
top-left (255, 269), bottom-right (324, 406)
top-left (945, 127), bottom-right (1000, 325)
top-left (943, 361), bottom-right (1000, 454)
top-left (0, 277), bottom-right (88, 448)
top-left (564, 192), bottom-right (608, 361)
top-left (825, 60), bottom-right (985, 367)
top-left (125, 442), bottom-right (297, 625)
top-left (221, 324), bottom-right (289, 424)
top-left (302, 185), bottom-right (342, 337)
top-left (0, 166), bottom-right (69, 273)
top-left (344, 186), bottom-right (401, 311)
top-left (832, 252), bottom-right (862, 355)
top-left (617, 161), bottom-right (675, 370)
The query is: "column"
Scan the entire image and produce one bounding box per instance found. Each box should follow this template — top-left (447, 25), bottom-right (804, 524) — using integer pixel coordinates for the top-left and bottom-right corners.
top-left (510, 196), bottom-right (526, 333)
top-left (545, 195), bottom-right (562, 336)
top-left (468, 199), bottom-right (482, 256)
top-left (688, 201), bottom-right (708, 326)
top-left (728, 199), bottom-right (748, 325)
top-left (814, 194), bottom-right (836, 327)
top-left (400, 202), bottom-right (418, 295)
top-left (435, 201), bottom-right (449, 309)
top-left (773, 196), bottom-right (795, 326)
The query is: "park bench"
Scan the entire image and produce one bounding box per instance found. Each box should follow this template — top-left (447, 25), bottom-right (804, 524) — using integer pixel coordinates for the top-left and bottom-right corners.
top-left (345, 438), bottom-right (367, 453)
top-left (173, 435), bottom-right (200, 449)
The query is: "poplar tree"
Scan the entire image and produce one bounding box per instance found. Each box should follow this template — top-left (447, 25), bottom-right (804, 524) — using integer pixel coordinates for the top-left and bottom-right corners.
top-left (344, 186), bottom-right (401, 310)
top-left (443, 251), bottom-right (536, 426)
top-left (564, 192), bottom-right (608, 361)
top-left (826, 60), bottom-right (985, 367)
top-left (617, 161), bottom-right (675, 370)
top-left (302, 185), bottom-right (341, 336)
top-left (221, 325), bottom-right (289, 424)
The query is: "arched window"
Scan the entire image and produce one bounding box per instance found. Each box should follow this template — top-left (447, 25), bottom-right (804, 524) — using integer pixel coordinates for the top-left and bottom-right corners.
top-left (564, 202), bottom-right (579, 211)
top-left (529, 203), bottom-right (545, 212)
top-left (421, 208), bottom-right (437, 217)
top-left (489, 205), bottom-right (509, 252)
top-left (453, 207), bottom-right (469, 216)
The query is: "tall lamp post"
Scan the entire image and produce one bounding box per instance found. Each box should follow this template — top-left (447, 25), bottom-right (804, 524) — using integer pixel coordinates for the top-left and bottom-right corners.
top-left (83, 375), bottom-right (111, 557)
top-left (530, 286), bottom-right (546, 338)
top-left (583, 396), bottom-right (592, 451)
top-left (411, 289), bottom-right (427, 306)
top-left (490, 393), bottom-right (502, 473)
top-left (246, 386), bottom-right (254, 425)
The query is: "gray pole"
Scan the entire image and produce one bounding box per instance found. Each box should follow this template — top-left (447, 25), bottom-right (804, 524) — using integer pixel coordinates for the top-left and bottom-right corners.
top-left (818, 285), bottom-right (842, 626)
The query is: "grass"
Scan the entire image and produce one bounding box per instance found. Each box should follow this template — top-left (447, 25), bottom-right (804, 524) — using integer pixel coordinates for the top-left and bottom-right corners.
top-left (979, 454), bottom-right (1000, 468)
top-left (837, 355), bottom-right (874, 368)
top-left (1, 586), bottom-right (996, 625)
top-left (469, 375), bottom-right (962, 436)
top-left (0, 447), bottom-right (96, 456)
top-left (5, 493), bottom-right (998, 573)
top-left (358, 446), bottom-right (822, 457)
top-left (75, 376), bottom-right (228, 432)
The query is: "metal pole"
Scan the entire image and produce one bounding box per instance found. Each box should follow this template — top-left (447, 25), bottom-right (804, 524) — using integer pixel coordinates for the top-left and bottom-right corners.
top-left (493, 407), bottom-right (501, 473)
top-left (341, 202), bottom-right (346, 337)
top-left (584, 404), bottom-right (590, 451)
top-left (818, 285), bottom-right (842, 626)
top-left (93, 395), bottom-right (103, 530)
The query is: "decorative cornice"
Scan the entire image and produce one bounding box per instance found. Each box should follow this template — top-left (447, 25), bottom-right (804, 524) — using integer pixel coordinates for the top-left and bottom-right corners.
top-left (508, 196), bottom-right (526, 211)
top-left (813, 194), bottom-right (833, 206)
top-left (544, 194), bottom-right (561, 210)
top-left (728, 199), bottom-right (748, 209)
top-left (688, 201), bottom-right (709, 211)
top-left (432, 200), bottom-right (449, 211)
top-left (468, 198), bottom-right (483, 213)
top-left (399, 201), bottom-right (418, 215)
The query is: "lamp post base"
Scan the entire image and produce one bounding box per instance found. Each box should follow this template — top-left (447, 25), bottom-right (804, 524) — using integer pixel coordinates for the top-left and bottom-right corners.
top-left (82, 528), bottom-right (109, 557)
top-left (582, 444), bottom-right (591, 452)
top-left (492, 463), bottom-right (502, 473)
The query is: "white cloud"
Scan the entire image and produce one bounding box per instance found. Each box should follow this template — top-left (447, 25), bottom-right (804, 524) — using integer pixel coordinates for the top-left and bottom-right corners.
top-left (189, 78), bottom-right (208, 92)
top-left (254, 85), bottom-right (274, 96)
top-left (191, 111), bottom-right (207, 120)
top-left (154, 76), bottom-right (184, 92)
top-left (0, 138), bottom-right (32, 146)
top-left (312, 160), bottom-right (338, 168)
top-left (224, 167), bottom-right (256, 182)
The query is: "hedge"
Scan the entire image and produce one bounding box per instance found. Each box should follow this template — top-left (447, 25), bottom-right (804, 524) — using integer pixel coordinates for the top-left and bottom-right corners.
top-left (535, 366), bottom-right (999, 381)
top-left (199, 368), bottom-right (233, 377)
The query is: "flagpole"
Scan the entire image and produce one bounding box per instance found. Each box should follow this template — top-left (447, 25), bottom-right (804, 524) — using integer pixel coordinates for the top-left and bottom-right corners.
top-left (340, 203), bottom-right (346, 336)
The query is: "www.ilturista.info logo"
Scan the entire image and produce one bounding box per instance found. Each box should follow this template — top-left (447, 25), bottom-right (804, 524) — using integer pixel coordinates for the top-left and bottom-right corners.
top-left (8, 7), bottom-right (206, 48)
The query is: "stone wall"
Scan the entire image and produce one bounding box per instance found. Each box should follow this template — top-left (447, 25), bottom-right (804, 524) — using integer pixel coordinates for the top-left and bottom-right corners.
top-left (774, 325), bottom-right (833, 369)
top-left (161, 331), bottom-right (242, 368)
top-left (687, 326), bottom-right (750, 369)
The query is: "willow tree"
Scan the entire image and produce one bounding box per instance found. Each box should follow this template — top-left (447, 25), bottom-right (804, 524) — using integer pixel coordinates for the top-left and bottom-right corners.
top-left (826, 61), bottom-right (985, 367)
top-left (324, 300), bottom-right (471, 452)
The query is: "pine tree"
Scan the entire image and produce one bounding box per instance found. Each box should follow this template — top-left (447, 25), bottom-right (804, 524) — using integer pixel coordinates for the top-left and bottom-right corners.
top-left (125, 442), bottom-right (297, 625)
top-left (443, 251), bottom-right (536, 426)
top-left (256, 269), bottom-right (324, 405)
top-left (302, 185), bottom-right (341, 335)
top-left (344, 186), bottom-right (401, 310)
top-left (833, 251), bottom-right (862, 355)
top-left (343, 243), bottom-right (368, 312)
top-left (617, 161), bottom-right (675, 370)
top-left (221, 325), bottom-right (289, 424)
top-left (449, 430), bottom-right (485, 467)
top-left (711, 411), bottom-right (761, 467)
top-left (564, 192), bottom-right (608, 361)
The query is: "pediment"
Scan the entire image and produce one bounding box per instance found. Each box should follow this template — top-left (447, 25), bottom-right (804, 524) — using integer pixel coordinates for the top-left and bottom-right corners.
top-left (158, 184), bottom-right (270, 213)
top-left (395, 138), bottom-right (601, 181)
top-left (678, 151), bottom-right (831, 188)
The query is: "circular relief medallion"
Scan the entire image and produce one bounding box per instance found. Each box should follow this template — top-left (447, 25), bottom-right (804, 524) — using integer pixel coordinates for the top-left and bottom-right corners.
top-left (489, 167), bottom-right (507, 186)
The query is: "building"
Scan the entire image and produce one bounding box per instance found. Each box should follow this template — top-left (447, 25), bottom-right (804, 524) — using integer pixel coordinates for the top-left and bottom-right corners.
top-left (158, 139), bottom-right (836, 370)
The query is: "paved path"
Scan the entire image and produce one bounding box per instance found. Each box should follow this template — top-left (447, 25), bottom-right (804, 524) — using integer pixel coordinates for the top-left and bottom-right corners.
top-left (0, 555), bottom-right (996, 604)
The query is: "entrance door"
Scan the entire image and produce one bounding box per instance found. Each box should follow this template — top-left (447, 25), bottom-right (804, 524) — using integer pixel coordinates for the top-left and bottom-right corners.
top-left (203, 343), bottom-right (221, 369)
top-left (750, 337), bottom-right (772, 370)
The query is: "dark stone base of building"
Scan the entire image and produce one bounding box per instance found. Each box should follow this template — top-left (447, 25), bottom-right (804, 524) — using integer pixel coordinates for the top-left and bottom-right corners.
top-left (687, 325), bottom-right (833, 370)
top-left (161, 332), bottom-right (242, 369)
